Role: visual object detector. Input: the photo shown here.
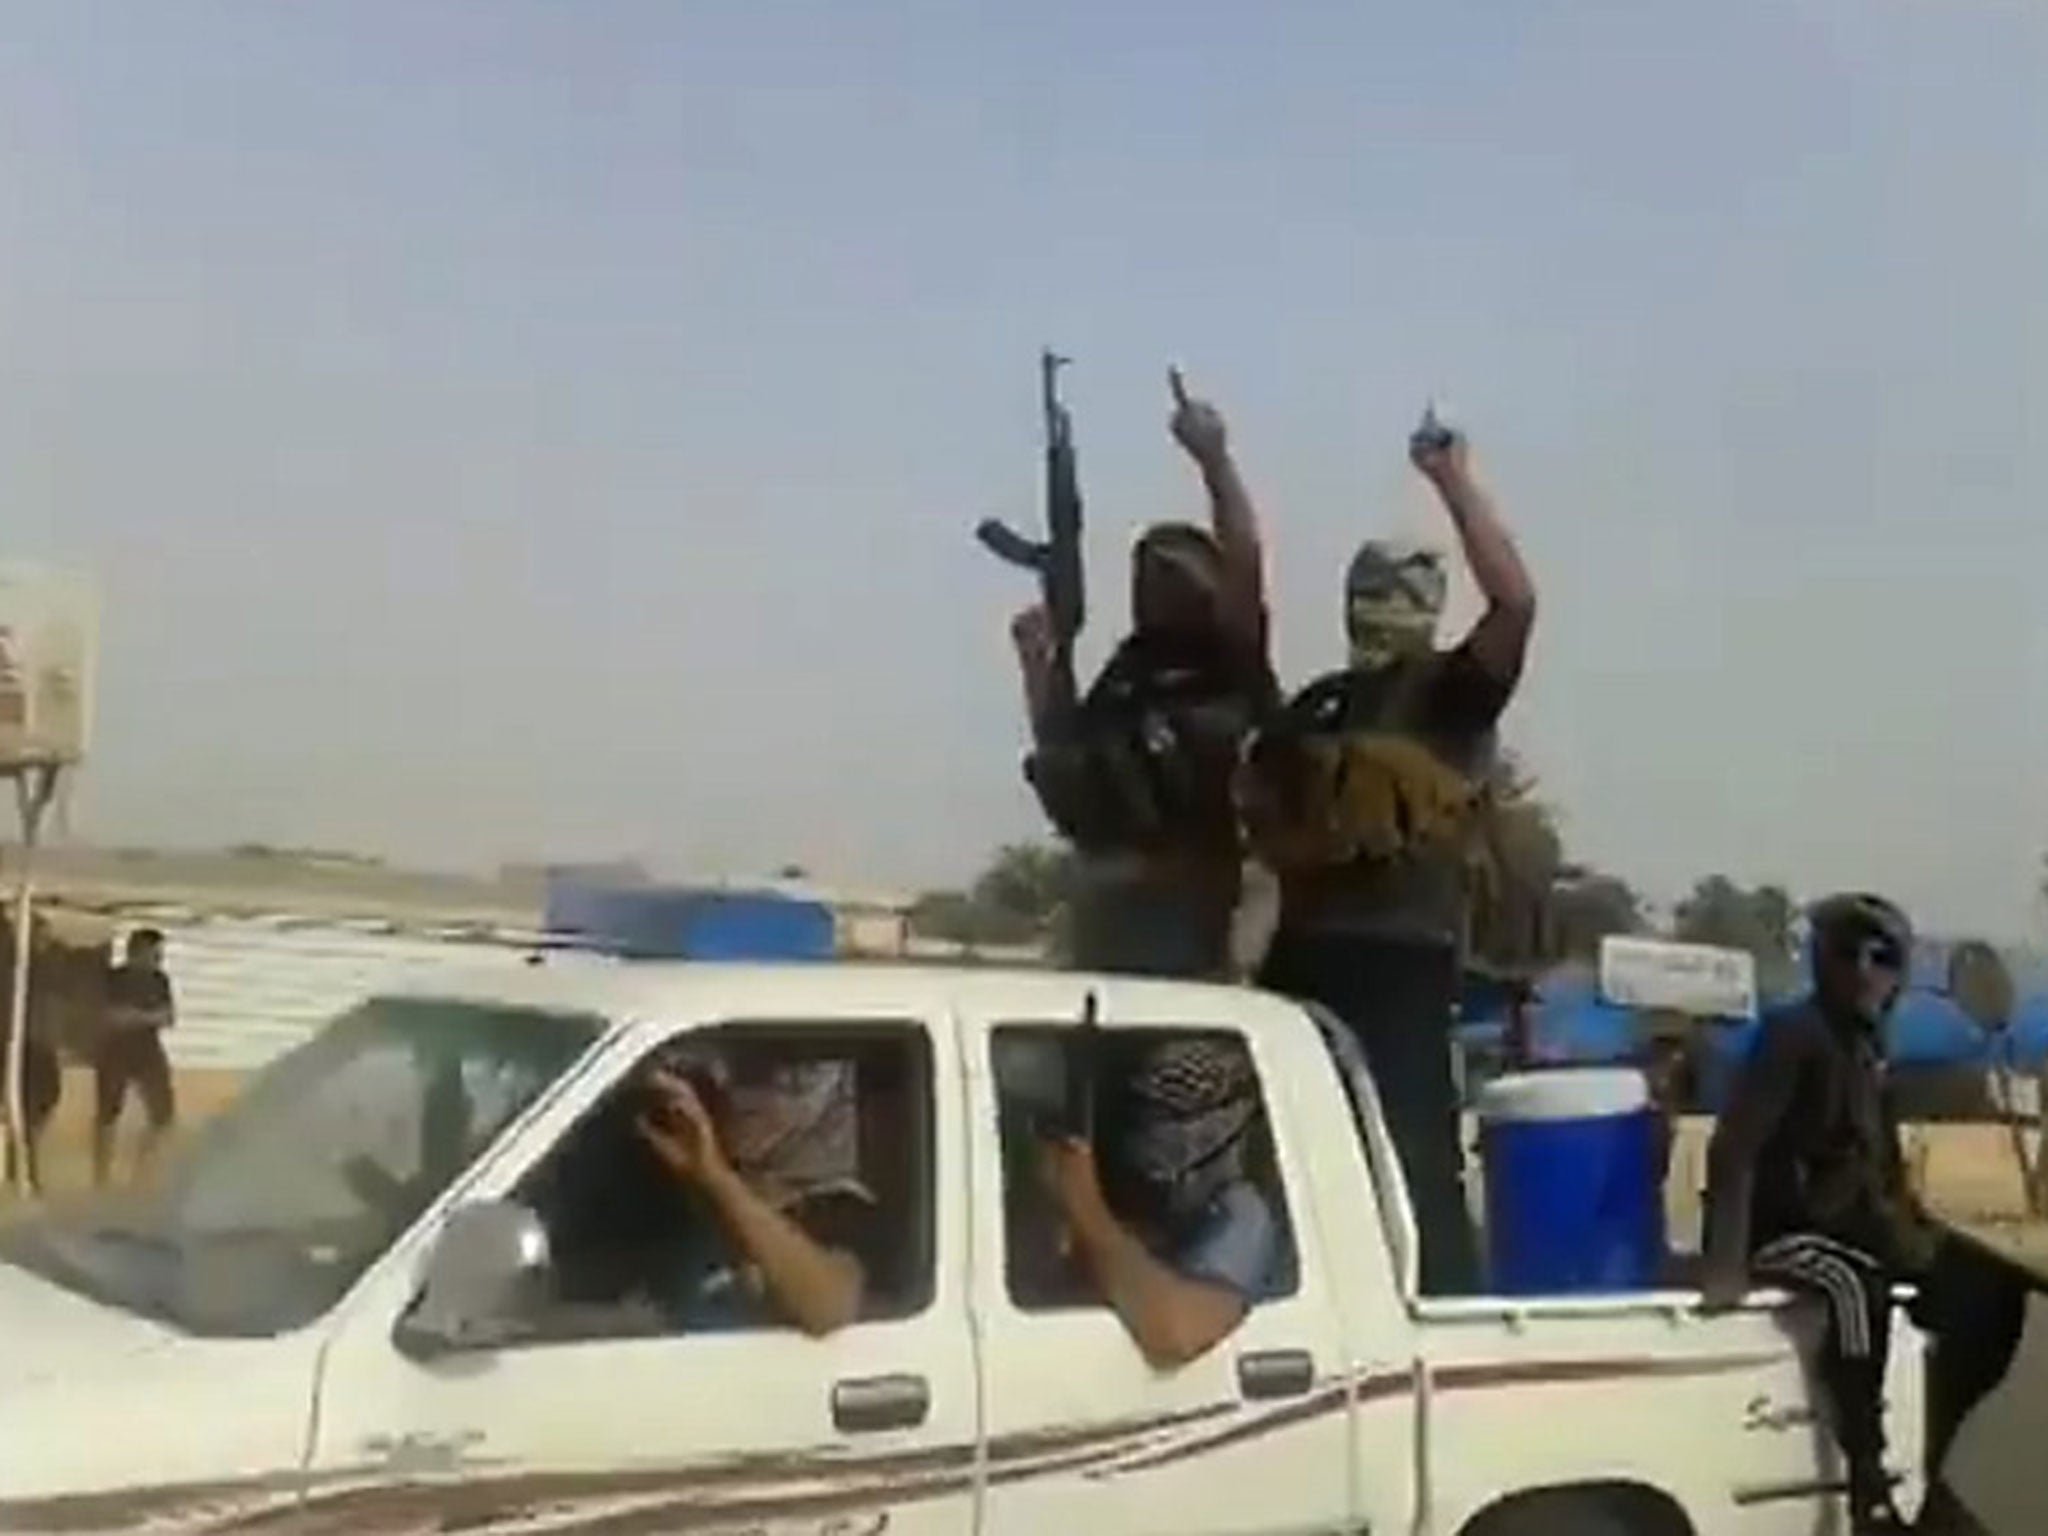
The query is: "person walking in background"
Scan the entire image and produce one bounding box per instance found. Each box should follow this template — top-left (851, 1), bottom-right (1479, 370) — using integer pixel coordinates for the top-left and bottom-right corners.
top-left (93, 927), bottom-right (178, 1187)
top-left (1239, 411), bottom-right (1536, 1296)
top-left (1012, 369), bottom-right (1276, 978)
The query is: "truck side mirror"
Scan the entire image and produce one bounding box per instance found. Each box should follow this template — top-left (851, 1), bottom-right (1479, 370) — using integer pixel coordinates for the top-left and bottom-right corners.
top-left (394, 1198), bottom-right (552, 1360)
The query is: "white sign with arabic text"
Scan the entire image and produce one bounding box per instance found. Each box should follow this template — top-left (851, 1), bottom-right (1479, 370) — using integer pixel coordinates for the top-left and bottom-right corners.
top-left (1599, 935), bottom-right (1757, 1020)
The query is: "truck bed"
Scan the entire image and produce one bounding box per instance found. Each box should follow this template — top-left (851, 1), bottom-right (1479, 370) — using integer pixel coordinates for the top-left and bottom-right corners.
top-left (1414, 1279), bottom-right (1927, 1328)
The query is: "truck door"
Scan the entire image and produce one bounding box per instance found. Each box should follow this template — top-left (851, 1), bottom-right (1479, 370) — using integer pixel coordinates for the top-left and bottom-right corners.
top-left (962, 987), bottom-right (1353, 1536)
top-left (305, 1009), bottom-right (978, 1535)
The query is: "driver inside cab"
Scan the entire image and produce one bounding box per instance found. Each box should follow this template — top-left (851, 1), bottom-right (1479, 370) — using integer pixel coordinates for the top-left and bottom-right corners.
top-left (631, 1049), bottom-right (879, 1338)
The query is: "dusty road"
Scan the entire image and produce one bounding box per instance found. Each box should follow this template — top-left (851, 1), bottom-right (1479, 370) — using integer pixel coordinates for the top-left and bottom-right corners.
top-left (1945, 1295), bottom-right (2046, 1535)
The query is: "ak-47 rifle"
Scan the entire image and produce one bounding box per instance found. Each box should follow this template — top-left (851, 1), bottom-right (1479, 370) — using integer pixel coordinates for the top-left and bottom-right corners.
top-left (979, 350), bottom-right (1086, 718)
top-left (1030, 990), bottom-right (1101, 1146)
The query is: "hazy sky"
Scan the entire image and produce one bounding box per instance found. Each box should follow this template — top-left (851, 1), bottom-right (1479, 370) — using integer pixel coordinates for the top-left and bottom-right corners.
top-left (3, 2), bottom-right (2045, 935)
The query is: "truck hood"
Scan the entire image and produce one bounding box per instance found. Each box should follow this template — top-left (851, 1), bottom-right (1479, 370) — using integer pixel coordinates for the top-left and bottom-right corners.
top-left (0, 1254), bottom-right (180, 1391)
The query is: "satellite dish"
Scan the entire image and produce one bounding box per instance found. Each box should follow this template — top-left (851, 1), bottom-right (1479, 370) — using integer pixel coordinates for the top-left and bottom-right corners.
top-left (1948, 939), bottom-right (2043, 1216)
top-left (1948, 940), bottom-right (2015, 1033)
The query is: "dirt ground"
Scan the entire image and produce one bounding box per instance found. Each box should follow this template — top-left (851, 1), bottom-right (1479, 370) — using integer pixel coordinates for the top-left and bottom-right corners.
top-left (3, 1066), bottom-right (246, 1207)
top-left (3, 1075), bottom-right (2043, 1530)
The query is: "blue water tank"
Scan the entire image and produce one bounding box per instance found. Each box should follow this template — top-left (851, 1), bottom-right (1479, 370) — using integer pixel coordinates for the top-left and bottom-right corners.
top-left (1478, 1068), bottom-right (1665, 1295)
top-left (1887, 989), bottom-right (1987, 1066)
top-left (544, 869), bottom-right (646, 941)
top-left (606, 889), bottom-right (835, 961)
top-left (545, 878), bottom-right (835, 961)
top-left (2010, 997), bottom-right (2048, 1070)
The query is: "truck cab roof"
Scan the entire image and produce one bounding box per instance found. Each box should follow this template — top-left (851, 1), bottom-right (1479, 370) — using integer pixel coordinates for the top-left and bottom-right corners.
top-left (392, 959), bottom-right (1315, 1045)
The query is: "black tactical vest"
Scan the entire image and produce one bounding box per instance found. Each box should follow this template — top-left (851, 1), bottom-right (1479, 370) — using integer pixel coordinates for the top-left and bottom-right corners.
top-left (1027, 629), bottom-right (1270, 858)
top-left (1242, 655), bottom-right (1500, 942)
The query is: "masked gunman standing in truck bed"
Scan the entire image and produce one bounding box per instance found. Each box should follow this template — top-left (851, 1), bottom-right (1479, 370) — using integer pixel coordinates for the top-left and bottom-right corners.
top-left (1012, 372), bottom-right (1275, 978)
top-left (1239, 415), bottom-right (1535, 1297)
top-left (1702, 893), bottom-right (2032, 1536)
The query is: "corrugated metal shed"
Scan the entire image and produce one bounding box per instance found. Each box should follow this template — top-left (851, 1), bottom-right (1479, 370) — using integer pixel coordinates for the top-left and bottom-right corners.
top-left (29, 889), bottom-right (1050, 1081)
top-left (125, 914), bottom-right (614, 1073)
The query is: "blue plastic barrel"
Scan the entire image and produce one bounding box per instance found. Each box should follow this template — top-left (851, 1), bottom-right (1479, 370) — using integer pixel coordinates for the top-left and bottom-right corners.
top-left (1477, 1069), bottom-right (1665, 1295)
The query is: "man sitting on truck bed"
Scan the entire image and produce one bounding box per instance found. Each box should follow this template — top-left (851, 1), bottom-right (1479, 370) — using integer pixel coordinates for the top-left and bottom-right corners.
top-left (1701, 893), bottom-right (2032, 1535)
top-left (1037, 1035), bottom-right (1281, 1367)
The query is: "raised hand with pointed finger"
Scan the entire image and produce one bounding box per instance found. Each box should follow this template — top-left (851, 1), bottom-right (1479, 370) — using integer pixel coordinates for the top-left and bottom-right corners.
top-left (1168, 367), bottom-right (1230, 468)
top-left (636, 1067), bottom-right (728, 1187)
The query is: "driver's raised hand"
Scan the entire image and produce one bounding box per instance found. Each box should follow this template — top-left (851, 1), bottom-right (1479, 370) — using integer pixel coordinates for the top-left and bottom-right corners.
top-left (636, 1067), bottom-right (727, 1186)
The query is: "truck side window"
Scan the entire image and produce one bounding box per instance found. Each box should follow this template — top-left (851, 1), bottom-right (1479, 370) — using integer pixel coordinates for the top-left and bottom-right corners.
top-left (991, 1025), bottom-right (1300, 1313)
top-left (511, 1024), bottom-right (934, 1340)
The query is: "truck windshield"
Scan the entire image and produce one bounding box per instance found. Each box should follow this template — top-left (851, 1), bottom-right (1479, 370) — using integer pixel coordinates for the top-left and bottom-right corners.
top-left (0, 996), bottom-right (599, 1338)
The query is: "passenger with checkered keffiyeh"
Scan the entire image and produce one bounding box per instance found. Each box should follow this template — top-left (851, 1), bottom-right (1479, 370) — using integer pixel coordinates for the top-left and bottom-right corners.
top-left (1036, 1036), bottom-right (1280, 1367)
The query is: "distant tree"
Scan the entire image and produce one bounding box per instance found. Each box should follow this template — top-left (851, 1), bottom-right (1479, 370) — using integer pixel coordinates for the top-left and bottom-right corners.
top-left (908, 890), bottom-right (985, 944)
top-left (1550, 872), bottom-right (1647, 962)
top-left (1674, 876), bottom-right (1799, 994)
top-left (908, 887), bottom-right (1041, 948)
top-left (970, 843), bottom-right (1075, 933)
top-left (1468, 750), bottom-right (1567, 973)
top-left (907, 843), bottom-right (1075, 949)
top-left (1753, 884), bottom-right (1797, 963)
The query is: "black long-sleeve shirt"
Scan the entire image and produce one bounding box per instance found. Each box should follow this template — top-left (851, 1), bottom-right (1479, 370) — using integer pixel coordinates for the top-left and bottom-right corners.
top-left (1706, 998), bottom-right (1920, 1261)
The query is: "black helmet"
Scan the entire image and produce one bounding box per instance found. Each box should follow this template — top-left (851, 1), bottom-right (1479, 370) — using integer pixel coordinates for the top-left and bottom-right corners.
top-left (1807, 892), bottom-right (1912, 972)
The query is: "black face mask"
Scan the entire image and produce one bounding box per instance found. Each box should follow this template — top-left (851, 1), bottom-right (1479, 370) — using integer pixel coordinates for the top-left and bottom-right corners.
top-left (1114, 1109), bottom-right (1249, 1225)
top-left (1838, 934), bottom-right (1905, 973)
top-left (1821, 933), bottom-right (1906, 1024)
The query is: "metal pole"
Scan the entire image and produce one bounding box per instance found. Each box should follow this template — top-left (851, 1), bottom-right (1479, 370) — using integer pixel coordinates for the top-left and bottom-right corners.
top-left (4, 763), bottom-right (58, 1196)
top-left (2033, 1062), bottom-right (2048, 1220)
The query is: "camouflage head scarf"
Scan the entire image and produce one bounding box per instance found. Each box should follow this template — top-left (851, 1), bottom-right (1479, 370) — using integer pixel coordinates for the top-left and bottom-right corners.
top-left (1345, 539), bottom-right (1446, 669)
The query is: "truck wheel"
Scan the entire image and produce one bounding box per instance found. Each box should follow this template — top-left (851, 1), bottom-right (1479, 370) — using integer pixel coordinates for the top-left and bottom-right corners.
top-left (1462, 1486), bottom-right (1686, 1536)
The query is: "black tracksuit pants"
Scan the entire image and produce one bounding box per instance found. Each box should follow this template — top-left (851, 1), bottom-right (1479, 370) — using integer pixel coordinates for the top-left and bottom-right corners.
top-left (1260, 926), bottom-right (1480, 1296)
top-left (1754, 1224), bottom-right (2029, 1500)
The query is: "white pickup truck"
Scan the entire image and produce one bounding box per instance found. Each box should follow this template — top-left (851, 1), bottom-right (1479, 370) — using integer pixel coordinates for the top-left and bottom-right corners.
top-left (0, 963), bottom-right (1925, 1535)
